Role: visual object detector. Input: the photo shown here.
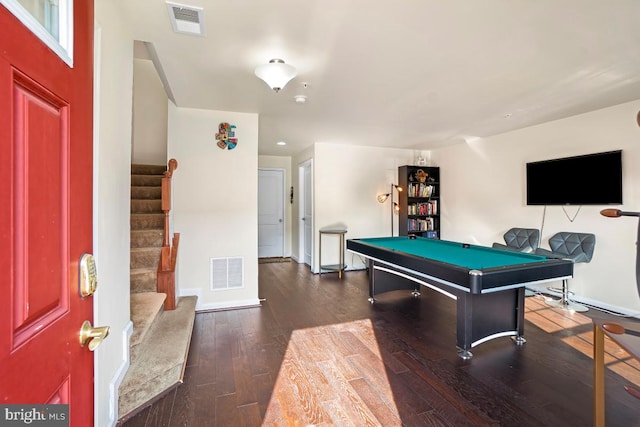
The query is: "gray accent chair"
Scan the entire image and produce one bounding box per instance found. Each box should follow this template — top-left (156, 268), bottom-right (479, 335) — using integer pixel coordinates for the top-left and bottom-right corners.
top-left (535, 232), bottom-right (596, 312)
top-left (492, 228), bottom-right (540, 253)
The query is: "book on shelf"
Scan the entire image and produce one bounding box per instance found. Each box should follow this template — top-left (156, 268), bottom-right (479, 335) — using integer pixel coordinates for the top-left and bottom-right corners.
top-left (408, 200), bottom-right (438, 215)
top-left (408, 183), bottom-right (436, 198)
top-left (407, 217), bottom-right (435, 231)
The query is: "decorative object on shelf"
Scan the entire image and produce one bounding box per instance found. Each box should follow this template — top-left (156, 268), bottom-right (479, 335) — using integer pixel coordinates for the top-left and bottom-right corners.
top-left (254, 59), bottom-right (297, 92)
top-left (377, 184), bottom-right (403, 236)
top-left (415, 169), bottom-right (428, 183)
top-left (215, 122), bottom-right (237, 150)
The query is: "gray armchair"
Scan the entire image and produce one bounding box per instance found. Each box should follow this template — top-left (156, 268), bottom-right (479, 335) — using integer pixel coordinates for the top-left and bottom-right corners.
top-left (535, 232), bottom-right (596, 312)
top-left (492, 228), bottom-right (540, 253)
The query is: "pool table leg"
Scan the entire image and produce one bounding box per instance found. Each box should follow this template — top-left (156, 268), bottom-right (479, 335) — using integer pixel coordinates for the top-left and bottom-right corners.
top-left (513, 287), bottom-right (526, 345)
top-left (456, 287), bottom-right (526, 358)
top-left (457, 348), bottom-right (473, 360)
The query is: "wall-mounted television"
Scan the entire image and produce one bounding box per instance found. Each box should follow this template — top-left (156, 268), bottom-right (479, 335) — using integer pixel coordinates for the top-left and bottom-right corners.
top-left (526, 150), bottom-right (622, 205)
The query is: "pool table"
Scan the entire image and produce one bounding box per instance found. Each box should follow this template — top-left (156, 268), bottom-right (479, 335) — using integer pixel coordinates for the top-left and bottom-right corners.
top-left (347, 236), bottom-right (574, 359)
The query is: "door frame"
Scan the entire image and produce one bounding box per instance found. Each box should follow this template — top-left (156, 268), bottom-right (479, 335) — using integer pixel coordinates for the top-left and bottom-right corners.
top-left (298, 159), bottom-right (313, 267)
top-left (258, 167), bottom-right (285, 258)
top-left (0, 0), bottom-right (95, 423)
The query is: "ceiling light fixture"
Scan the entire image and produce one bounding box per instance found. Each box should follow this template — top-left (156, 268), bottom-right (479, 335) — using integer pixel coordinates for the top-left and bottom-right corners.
top-left (254, 59), bottom-right (297, 93)
top-left (276, 141), bottom-right (287, 146)
top-left (294, 95), bottom-right (307, 104)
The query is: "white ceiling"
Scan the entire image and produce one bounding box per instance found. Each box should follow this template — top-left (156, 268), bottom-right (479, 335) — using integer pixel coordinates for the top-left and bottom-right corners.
top-left (122, 0), bottom-right (640, 156)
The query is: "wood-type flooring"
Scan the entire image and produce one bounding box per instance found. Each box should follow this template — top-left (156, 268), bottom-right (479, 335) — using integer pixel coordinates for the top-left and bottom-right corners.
top-left (121, 262), bottom-right (640, 426)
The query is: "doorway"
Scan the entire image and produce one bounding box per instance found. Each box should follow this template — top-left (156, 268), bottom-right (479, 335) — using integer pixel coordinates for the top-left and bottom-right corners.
top-left (298, 160), bottom-right (313, 267)
top-left (258, 168), bottom-right (285, 258)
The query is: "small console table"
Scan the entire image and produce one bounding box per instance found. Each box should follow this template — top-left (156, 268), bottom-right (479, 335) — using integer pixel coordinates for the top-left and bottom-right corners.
top-left (319, 228), bottom-right (347, 278)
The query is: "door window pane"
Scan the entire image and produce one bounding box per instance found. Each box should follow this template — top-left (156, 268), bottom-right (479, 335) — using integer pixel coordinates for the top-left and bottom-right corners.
top-left (17, 0), bottom-right (59, 40)
top-left (1, 0), bottom-right (73, 66)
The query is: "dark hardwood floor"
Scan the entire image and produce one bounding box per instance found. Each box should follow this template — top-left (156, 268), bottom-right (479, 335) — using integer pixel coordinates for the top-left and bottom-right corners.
top-left (121, 262), bottom-right (640, 426)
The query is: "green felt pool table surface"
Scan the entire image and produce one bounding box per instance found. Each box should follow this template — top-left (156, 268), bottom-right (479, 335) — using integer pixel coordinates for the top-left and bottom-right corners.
top-left (355, 236), bottom-right (548, 270)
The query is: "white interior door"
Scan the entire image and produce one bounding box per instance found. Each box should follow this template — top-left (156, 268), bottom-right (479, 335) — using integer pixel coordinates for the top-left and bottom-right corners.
top-left (258, 169), bottom-right (284, 258)
top-left (301, 160), bottom-right (313, 266)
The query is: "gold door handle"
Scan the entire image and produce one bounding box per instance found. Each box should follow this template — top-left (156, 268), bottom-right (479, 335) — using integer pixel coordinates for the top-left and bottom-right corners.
top-left (79, 321), bottom-right (110, 351)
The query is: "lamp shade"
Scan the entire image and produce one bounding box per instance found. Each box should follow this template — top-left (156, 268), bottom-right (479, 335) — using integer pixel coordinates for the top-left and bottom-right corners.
top-left (255, 59), bottom-right (297, 92)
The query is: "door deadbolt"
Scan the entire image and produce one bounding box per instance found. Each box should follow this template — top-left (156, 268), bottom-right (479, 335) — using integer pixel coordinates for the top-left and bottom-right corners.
top-left (79, 253), bottom-right (98, 297)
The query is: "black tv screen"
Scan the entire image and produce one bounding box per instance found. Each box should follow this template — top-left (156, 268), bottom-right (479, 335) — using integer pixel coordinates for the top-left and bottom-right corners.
top-left (526, 150), bottom-right (622, 205)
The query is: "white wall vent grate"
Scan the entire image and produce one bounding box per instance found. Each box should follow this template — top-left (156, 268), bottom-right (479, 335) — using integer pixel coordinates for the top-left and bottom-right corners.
top-left (210, 257), bottom-right (244, 291)
top-left (166, 2), bottom-right (205, 36)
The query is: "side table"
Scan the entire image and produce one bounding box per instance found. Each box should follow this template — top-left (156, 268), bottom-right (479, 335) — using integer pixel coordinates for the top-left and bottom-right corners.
top-left (319, 228), bottom-right (347, 278)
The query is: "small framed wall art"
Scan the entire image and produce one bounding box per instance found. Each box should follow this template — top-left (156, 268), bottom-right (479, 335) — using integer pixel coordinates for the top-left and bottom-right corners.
top-left (216, 122), bottom-right (238, 150)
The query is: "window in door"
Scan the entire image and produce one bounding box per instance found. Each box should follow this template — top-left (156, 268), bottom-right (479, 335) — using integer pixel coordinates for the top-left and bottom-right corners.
top-left (1, 0), bottom-right (73, 65)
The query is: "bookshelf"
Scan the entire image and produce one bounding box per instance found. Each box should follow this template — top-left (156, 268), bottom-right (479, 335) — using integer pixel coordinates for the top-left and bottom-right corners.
top-left (398, 165), bottom-right (440, 239)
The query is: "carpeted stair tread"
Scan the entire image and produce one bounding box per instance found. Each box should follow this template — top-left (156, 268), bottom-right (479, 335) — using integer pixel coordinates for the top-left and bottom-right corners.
top-left (131, 229), bottom-right (164, 248)
top-left (130, 247), bottom-right (162, 270)
top-left (131, 213), bottom-right (164, 230)
top-left (131, 186), bottom-right (162, 199)
top-left (131, 174), bottom-right (163, 187)
top-left (118, 296), bottom-right (197, 420)
top-left (131, 199), bottom-right (162, 213)
top-left (131, 164), bottom-right (167, 175)
top-left (130, 268), bottom-right (158, 293)
top-left (129, 292), bottom-right (166, 351)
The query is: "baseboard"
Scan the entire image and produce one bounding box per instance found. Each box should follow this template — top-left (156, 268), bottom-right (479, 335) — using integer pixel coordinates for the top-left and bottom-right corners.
top-left (196, 298), bottom-right (262, 312)
top-left (106, 321), bottom-right (133, 426)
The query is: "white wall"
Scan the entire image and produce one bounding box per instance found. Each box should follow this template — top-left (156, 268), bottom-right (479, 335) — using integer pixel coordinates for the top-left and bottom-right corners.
top-left (168, 105), bottom-right (260, 310)
top-left (429, 99), bottom-right (640, 314)
top-left (313, 144), bottom-right (414, 272)
top-left (132, 58), bottom-right (167, 164)
top-left (258, 155), bottom-right (293, 256)
top-left (94, 3), bottom-right (135, 426)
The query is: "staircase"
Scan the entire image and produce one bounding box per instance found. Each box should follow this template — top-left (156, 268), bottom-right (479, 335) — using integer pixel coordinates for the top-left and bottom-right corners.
top-left (118, 163), bottom-right (196, 422)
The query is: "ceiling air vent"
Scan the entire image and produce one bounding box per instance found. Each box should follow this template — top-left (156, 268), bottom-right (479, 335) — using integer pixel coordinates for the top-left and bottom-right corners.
top-left (166, 2), bottom-right (205, 36)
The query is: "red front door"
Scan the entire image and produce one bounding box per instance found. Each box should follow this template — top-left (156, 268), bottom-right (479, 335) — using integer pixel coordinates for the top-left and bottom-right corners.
top-left (0, 2), bottom-right (95, 425)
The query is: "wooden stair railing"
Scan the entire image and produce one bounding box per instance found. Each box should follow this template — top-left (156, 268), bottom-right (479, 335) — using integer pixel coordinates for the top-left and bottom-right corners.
top-left (157, 159), bottom-right (179, 310)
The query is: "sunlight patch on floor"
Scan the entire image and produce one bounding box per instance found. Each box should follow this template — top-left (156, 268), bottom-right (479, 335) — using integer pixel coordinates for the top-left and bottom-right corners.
top-left (560, 331), bottom-right (640, 388)
top-left (262, 319), bottom-right (402, 426)
top-left (525, 295), bottom-right (591, 333)
top-left (525, 295), bottom-right (640, 388)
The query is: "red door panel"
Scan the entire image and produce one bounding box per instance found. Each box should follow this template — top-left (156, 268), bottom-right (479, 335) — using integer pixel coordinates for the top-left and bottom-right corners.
top-left (0, 2), bottom-right (95, 425)
top-left (12, 72), bottom-right (70, 349)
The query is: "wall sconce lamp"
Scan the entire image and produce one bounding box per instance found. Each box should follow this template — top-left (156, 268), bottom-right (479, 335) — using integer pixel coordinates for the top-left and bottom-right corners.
top-left (377, 184), bottom-right (403, 236)
top-left (254, 59), bottom-right (297, 92)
